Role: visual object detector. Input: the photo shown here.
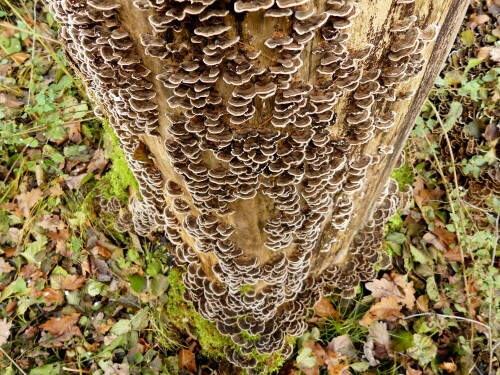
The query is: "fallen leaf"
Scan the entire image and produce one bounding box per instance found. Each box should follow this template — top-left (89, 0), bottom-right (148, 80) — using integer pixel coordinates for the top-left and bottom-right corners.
top-left (466, 13), bottom-right (491, 28)
top-left (363, 338), bottom-right (379, 366)
top-left (0, 318), bottom-right (13, 346)
top-left (438, 361), bottom-right (458, 373)
top-left (104, 363), bottom-right (129, 375)
top-left (391, 272), bottom-right (416, 310)
top-left (66, 122), bottom-right (82, 144)
top-left (40, 313), bottom-right (80, 336)
top-left (16, 188), bottom-right (44, 217)
top-left (313, 297), bottom-right (339, 319)
top-left (489, 47), bottom-right (500, 62)
top-left (9, 52), bottom-right (30, 63)
top-left (0, 93), bottom-right (22, 108)
top-left (60, 274), bottom-right (86, 291)
top-left (65, 173), bottom-right (88, 190)
top-left (327, 335), bottom-right (356, 358)
top-left (359, 296), bottom-right (403, 327)
top-left (0, 258), bottom-right (15, 276)
top-left (365, 278), bottom-right (400, 300)
top-left (406, 367), bottom-right (422, 375)
top-left (423, 232), bottom-right (446, 252)
top-left (178, 349), bottom-right (197, 373)
top-left (42, 288), bottom-right (64, 305)
top-left (49, 183), bottom-right (64, 197)
top-left (368, 322), bottom-right (393, 359)
top-left (87, 149), bottom-right (108, 174)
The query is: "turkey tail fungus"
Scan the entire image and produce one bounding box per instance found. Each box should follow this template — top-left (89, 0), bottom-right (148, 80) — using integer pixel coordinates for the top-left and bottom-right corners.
top-left (47, 0), bottom-right (467, 370)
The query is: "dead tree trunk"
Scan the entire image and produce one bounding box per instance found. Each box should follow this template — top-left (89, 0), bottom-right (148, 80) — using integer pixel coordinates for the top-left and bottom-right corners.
top-left (48, 0), bottom-right (467, 370)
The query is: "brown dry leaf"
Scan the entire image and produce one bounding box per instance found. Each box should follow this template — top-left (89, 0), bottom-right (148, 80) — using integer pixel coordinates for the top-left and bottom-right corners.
top-left (366, 272), bottom-right (415, 309)
top-left (438, 361), bottom-right (457, 373)
top-left (0, 318), bottom-right (13, 346)
top-left (363, 338), bottom-right (379, 366)
top-left (368, 322), bottom-right (393, 359)
top-left (42, 288), bottom-right (64, 305)
top-left (0, 258), bottom-right (15, 276)
top-left (359, 296), bottom-right (403, 327)
top-left (47, 225), bottom-right (71, 257)
top-left (104, 363), bottom-right (129, 375)
top-left (313, 297), bottom-right (339, 319)
top-left (49, 183), bottom-right (64, 197)
top-left (406, 367), bottom-right (422, 375)
top-left (9, 52), bottom-right (30, 63)
top-left (65, 173), bottom-right (88, 190)
top-left (16, 188), bottom-right (44, 217)
top-left (20, 264), bottom-right (44, 280)
top-left (39, 214), bottom-right (63, 232)
top-left (490, 47), bottom-right (500, 62)
top-left (87, 149), bottom-right (108, 174)
top-left (327, 363), bottom-right (350, 375)
top-left (391, 272), bottom-right (416, 310)
top-left (467, 13), bottom-right (491, 28)
top-left (66, 122), bottom-right (82, 144)
top-left (327, 335), bottom-right (356, 358)
top-left (416, 295), bottom-right (429, 312)
top-left (40, 313), bottom-right (80, 336)
top-left (365, 278), bottom-right (400, 300)
top-left (413, 177), bottom-right (444, 210)
top-left (178, 349), bottom-right (197, 373)
top-left (0, 93), bottom-right (23, 108)
top-left (477, 46), bottom-right (494, 60)
top-left (60, 274), bottom-right (86, 291)
top-left (423, 232), bottom-right (446, 252)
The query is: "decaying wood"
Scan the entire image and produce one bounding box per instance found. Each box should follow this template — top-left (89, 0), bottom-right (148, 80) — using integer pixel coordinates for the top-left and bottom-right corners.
top-left (47, 0), bottom-right (467, 370)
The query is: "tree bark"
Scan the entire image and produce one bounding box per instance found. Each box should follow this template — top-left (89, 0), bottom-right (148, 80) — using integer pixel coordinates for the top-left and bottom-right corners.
top-left (48, 0), bottom-right (467, 370)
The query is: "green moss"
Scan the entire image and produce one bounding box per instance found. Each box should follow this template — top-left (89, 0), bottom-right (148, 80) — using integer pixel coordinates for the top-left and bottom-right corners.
top-left (165, 269), bottom-right (236, 359)
top-left (165, 269), bottom-right (292, 374)
top-left (387, 211), bottom-right (404, 232)
top-left (391, 163), bottom-right (414, 192)
top-left (240, 285), bottom-right (255, 295)
top-left (98, 121), bottom-right (139, 203)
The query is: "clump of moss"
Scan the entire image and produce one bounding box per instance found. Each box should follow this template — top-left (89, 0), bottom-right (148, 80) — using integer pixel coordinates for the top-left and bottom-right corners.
top-left (165, 269), bottom-right (291, 374)
top-left (391, 163), bottom-right (414, 192)
top-left (165, 268), bottom-right (236, 359)
top-left (98, 121), bottom-right (139, 203)
top-left (387, 211), bottom-right (404, 232)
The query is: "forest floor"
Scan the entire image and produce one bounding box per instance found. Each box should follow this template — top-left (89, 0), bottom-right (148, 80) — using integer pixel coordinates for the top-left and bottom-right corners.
top-left (0, 1), bottom-right (499, 375)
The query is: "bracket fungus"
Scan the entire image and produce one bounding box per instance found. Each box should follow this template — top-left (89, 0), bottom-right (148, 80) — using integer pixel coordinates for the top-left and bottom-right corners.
top-left (48, 0), bottom-right (468, 371)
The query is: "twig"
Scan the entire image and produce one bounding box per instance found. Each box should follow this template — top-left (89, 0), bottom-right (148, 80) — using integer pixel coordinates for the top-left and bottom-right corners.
top-left (0, 346), bottom-right (28, 375)
top-left (403, 312), bottom-right (491, 331)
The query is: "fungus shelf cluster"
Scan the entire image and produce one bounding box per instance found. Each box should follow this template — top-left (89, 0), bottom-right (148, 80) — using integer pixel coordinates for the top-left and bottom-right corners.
top-left (49, 0), bottom-right (442, 369)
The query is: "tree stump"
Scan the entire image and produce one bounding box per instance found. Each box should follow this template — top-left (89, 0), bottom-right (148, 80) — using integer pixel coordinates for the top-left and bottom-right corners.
top-left (48, 0), bottom-right (467, 370)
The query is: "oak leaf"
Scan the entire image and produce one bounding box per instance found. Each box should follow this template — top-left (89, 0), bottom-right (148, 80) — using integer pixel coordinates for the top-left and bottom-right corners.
top-left (0, 258), bottom-right (15, 276)
top-left (359, 296), bottom-right (403, 327)
top-left (16, 188), bottom-right (44, 217)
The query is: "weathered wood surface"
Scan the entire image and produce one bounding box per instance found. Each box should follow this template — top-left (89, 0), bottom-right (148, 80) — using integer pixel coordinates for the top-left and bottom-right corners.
top-left (48, 0), bottom-right (467, 368)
